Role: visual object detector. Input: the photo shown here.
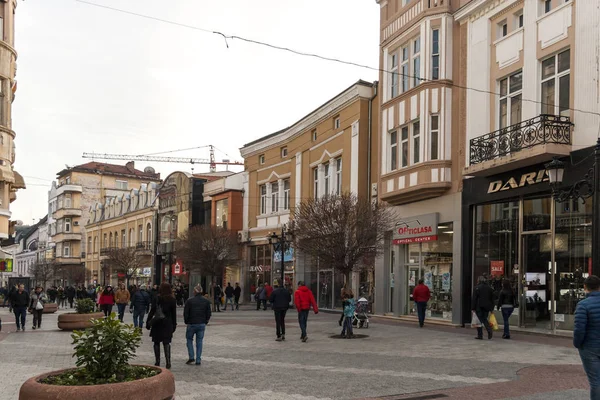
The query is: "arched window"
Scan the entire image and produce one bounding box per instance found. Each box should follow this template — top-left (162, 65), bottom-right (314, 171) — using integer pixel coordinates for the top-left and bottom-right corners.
top-left (138, 224), bottom-right (143, 244)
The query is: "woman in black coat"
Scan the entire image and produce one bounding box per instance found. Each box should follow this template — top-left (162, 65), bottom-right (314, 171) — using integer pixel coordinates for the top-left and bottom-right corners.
top-left (147, 282), bottom-right (177, 369)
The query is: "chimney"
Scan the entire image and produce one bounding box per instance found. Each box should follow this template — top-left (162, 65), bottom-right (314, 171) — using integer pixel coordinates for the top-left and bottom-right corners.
top-left (126, 161), bottom-right (135, 172)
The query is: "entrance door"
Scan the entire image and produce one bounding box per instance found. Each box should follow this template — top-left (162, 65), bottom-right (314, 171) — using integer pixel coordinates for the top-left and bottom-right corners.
top-left (318, 270), bottom-right (333, 309)
top-left (408, 264), bottom-right (422, 315)
top-left (521, 233), bottom-right (552, 327)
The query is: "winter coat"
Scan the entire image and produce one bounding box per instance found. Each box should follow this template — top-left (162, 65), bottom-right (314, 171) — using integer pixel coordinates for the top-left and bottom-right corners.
top-left (66, 287), bottom-right (76, 299)
top-left (257, 287), bottom-right (267, 300)
top-left (412, 284), bottom-right (431, 303)
top-left (294, 285), bottom-right (318, 313)
top-left (184, 293), bottom-right (212, 325)
top-left (264, 284), bottom-right (273, 299)
top-left (29, 292), bottom-right (47, 310)
top-left (472, 283), bottom-right (494, 312)
top-left (574, 291), bottom-right (600, 349)
top-left (213, 286), bottom-right (222, 299)
top-left (115, 288), bottom-right (131, 304)
top-left (343, 298), bottom-right (356, 318)
top-left (225, 285), bottom-right (234, 298)
top-left (233, 286), bottom-right (241, 299)
top-left (270, 287), bottom-right (291, 311)
top-left (99, 292), bottom-right (115, 306)
top-left (497, 288), bottom-right (517, 309)
top-left (10, 290), bottom-right (30, 308)
top-left (131, 290), bottom-right (151, 312)
top-left (148, 296), bottom-right (177, 343)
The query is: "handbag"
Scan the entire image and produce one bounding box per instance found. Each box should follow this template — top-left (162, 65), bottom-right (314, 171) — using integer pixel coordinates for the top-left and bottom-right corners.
top-left (149, 300), bottom-right (165, 326)
top-left (35, 300), bottom-right (44, 310)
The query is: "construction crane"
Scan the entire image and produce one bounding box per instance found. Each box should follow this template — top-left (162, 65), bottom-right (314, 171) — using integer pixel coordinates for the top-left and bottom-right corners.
top-left (82, 145), bottom-right (243, 173)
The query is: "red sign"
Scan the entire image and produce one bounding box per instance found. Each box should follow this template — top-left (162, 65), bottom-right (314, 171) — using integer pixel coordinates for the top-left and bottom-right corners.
top-left (393, 235), bottom-right (438, 245)
top-left (172, 260), bottom-right (186, 276)
top-left (117, 272), bottom-right (125, 279)
top-left (490, 260), bottom-right (504, 276)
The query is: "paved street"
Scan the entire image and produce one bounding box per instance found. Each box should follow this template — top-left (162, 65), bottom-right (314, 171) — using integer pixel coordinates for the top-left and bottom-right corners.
top-left (0, 305), bottom-right (591, 399)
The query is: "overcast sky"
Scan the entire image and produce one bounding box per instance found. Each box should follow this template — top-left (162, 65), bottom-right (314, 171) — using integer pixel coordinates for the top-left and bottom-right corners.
top-left (11, 0), bottom-right (380, 224)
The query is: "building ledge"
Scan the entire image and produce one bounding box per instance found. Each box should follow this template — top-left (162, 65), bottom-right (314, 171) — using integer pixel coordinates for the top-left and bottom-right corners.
top-left (381, 181), bottom-right (451, 206)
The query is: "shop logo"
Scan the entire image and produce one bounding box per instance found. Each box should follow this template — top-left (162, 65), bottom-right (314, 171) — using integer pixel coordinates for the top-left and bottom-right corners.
top-left (249, 265), bottom-right (264, 272)
top-left (487, 170), bottom-right (548, 194)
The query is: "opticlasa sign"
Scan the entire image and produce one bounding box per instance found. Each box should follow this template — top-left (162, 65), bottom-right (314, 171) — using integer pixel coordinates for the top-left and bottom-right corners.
top-left (392, 213), bottom-right (439, 245)
top-left (487, 170), bottom-right (548, 194)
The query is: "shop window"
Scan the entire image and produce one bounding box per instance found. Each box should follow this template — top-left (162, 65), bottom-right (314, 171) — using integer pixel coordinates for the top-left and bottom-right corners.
top-left (523, 197), bottom-right (552, 231)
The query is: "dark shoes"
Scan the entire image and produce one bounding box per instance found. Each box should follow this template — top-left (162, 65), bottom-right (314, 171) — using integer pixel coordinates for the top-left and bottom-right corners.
top-left (502, 334), bottom-right (511, 339)
top-left (488, 330), bottom-right (493, 340)
top-left (276, 337), bottom-right (282, 342)
top-left (475, 336), bottom-right (483, 340)
top-left (195, 361), bottom-right (201, 365)
top-left (281, 335), bottom-right (285, 341)
top-left (186, 359), bottom-right (195, 365)
top-left (301, 336), bottom-right (307, 342)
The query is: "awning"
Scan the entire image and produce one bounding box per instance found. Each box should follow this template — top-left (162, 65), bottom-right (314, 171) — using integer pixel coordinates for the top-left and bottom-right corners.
top-left (12, 170), bottom-right (25, 189)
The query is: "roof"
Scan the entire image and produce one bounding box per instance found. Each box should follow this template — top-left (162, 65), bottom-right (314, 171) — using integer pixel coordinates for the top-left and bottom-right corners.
top-left (20, 216), bottom-right (48, 243)
top-left (56, 161), bottom-right (161, 181)
top-left (241, 79), bottom-right (375, 149)
top-left (192, 171), bottom-right (236, 182)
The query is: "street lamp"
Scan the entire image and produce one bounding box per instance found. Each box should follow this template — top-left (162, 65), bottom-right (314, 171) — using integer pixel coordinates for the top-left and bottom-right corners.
top-left (167, 214), bottom-right (177, 284)
top-left (545, 138), bottom-right (600, 276)
top-left (268, 224), bottom-right (293, 287)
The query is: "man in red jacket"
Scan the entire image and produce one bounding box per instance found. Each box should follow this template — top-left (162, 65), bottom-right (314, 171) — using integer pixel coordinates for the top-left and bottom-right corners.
top-left (412, 279), bottom-right (431, 328)
top-left (294, 281), bottom-right (318, 342)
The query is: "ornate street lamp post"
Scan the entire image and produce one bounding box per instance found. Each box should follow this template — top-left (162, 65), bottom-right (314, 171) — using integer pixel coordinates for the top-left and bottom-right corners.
top-left (545, 138), bottom-right (600, 276)
top-left (268, 224), bottom-right (293, 286)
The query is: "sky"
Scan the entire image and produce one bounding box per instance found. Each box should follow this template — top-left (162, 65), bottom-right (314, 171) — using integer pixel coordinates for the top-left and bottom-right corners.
top-left (10, 0), bottom-right (380, 225)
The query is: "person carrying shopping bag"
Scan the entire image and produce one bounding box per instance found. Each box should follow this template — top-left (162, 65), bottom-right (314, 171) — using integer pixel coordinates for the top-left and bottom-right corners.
top-left (472, 276), bottom-right (494, 340)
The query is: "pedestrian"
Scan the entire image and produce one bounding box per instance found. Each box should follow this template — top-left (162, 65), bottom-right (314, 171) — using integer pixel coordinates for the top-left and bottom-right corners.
top-left (294, 281), bottom-right (319, 342)
top-left (47, 286), bottom-right (57, 303)
top-left (9, 284), bottom-right (29, 332)
top-left (175, 284), bottom-right (184, 307)
top-left (255, 284), bottom-right (264, 310)
top-left (270, 280), bottom-right (292, 341)
top-left (472, 276), bottom-right (494, 340)
top-left (574, 275), bottom-right (600, 400)
top-left (412, 279), bottom-right (431, 328)
top-left (99, 285), bottom-right (116, 317)
top-left (497, 279), bottom-right (517, 339)
top-left (183, 285), bottom-right (211, 365)
top-left (115, 283), bottom-right (131, 322)
top-left (341, 293), bottom-right (355, 339)
top-left (28, 286), bottom-right (47, 330)
top-left (7, 284), bottom-right (16, 312)
top-left (264, 282), bottom-right (273, 309)
top-left (234, 283), bottom-right (241, 310)
top-left (213, 284), bottom-right (222, 312)
top-left (224, 282), bottom-right (234, 311)
top-left (147, 282), bottom-right (177, 369)
top-left (57, 286), bottom-right (66, 309)
top-left (130, 284), bottom-right (151, 329)
top-left (66, 286), bottom-right (76, 308)
top-left (338, 285), bottom-right (350, 327)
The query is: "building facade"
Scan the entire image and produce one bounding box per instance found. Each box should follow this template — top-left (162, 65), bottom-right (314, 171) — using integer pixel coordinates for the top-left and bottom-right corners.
top-left (85, 182), bottom-right (158, 286)
top-left (240, 80), bottom-right (379, 307)
top-left (457, 0), bottom-right (600, 332)
top-left (48, 162), bottom-right (161, 285)
top-left (0, 0), bottom-right (25, 239)
top-left (374, 0), bottom-right (465, 324)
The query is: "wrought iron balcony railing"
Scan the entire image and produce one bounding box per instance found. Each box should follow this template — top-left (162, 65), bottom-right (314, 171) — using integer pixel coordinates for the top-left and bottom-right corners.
top-left (469, 114), bottom-right (573, 165)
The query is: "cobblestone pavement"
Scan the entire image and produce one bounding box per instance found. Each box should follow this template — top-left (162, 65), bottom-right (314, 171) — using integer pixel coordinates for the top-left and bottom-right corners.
top-left (0, 305), bottom-right (590, 399)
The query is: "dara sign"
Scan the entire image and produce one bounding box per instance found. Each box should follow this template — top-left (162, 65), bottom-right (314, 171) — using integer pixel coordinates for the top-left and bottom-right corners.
top-left (487, 170), bottom-right (548, 194)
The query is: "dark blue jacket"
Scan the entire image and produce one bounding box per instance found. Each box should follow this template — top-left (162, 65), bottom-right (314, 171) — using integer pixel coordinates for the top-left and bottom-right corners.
top-left (131, 289), bottom-right (151, 313)
top-left (574, 291), bottom-right (600, 349)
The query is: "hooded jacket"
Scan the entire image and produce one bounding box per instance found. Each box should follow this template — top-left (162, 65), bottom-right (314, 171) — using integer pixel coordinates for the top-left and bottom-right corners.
top-left (294, 285), bottom-right (318, 313)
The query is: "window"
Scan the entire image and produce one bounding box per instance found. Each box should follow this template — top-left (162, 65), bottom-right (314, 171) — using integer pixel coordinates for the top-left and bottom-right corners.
top-left (216, 198), bottom-right (229, 229)
top-left (259, 154), bottom-right (265, 165)
top-left (65, 176), bottom-right (71, 184)
top-left (260, 184), bottom-right (267, 214)
top-left (103, 233), bottom-right (108, 248)
top-left (401, 126), bottom-right (409, 168)
top-left (412, 121), bottom-right (420, 164)
top-left (430, 115), bottom-right (439, 160)
top-left (498, 20), bottom-right (508, 38)
top-left (412, 37), bottom-right (421, 87)
top-left (93, 236), bottom-right (98, 253)
top-left (432, 29), bottom-right (440, 80)
top-left (313, 168), bottom-right (319, 199)
top-left (271, 182), bottom-right (279, 212)
top-left (121, 230), bottom-right (126, 248)
top-left (401, 46), bottom-right (409, 92)
top-left (402, 0), bottom-right (410, 6)
top-left (324, 163), bottom-right (330, 194)
top-left (544, 0), bottom-right (551, 13)
top-left (138, 225), bottom-right (143, 243)
top-left (389, 131), bottom-right (398, 171)
top-left (312, 129), bottom-right (317, 141)
top-left (147, 223), bottom-right (152, 245)
top-left (65, 194), bottom-right (72, 208)
top-left (390, 54), bottom-right (399, 99)
top-left (116, 180), bottom-right (128, 190)
top-left (63, 244), bottom-right (70, 257)
top-left (541, 49), bottom-right (570, 117)
top-left (88, 237), bottom-right (92, 253)
top-left (281, 147), bottom-right (288, 158)
top-left (283, 180), bottom-right (290, 210)
top-left (516, 12), bottom-right (523, 28)
top-left (109, 233), bottom-right (113, 248)
top-left (334, 116), bottom-right (341, 130)
top-left (64, 218), bottom-right (72, 233)
top-left (335, 158), bottom-right (342, 195)
top-left (499, 71), bottom-right (523, 128)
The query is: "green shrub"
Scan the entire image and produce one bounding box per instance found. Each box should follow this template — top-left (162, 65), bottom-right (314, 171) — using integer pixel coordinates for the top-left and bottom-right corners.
top-left (74, 298), bottom-right (96, 314)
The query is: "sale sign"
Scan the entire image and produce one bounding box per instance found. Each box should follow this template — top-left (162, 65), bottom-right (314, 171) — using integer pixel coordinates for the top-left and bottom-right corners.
top-left (490, 260), bottom-right (504, 277)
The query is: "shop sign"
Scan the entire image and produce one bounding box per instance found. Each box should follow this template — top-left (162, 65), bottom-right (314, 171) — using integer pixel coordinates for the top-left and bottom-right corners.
top-left (249, 265), bottom-right (271, 272)
top-left (490, 260), bottom-right (504, 276)
top-left (172, 260), bottom-right (186, 276)
top-left (273, 247), bottom-right (294, 263)
top-left (392, 213), bottom-right (439, 245)
top-left (0, 259), bottom-right (12, 272)
top-left (141, 267), bottom-right (152, 277)
top-left (487, 170), bottom-right (548, 194)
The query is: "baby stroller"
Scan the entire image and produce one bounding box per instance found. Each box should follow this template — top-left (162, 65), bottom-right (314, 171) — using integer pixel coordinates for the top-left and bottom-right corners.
top-left (352, 297), bottom-right (369, 328)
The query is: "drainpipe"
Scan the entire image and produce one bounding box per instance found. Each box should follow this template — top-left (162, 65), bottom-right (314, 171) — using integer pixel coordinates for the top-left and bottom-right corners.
top-left (367, 81), bottom-right (379, 197)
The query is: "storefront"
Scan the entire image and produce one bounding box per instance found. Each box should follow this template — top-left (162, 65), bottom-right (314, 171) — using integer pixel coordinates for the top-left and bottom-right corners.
top-left (461, 149), bottom-right (594, 331)
top-left (246, 244), bottom-right (272, 300)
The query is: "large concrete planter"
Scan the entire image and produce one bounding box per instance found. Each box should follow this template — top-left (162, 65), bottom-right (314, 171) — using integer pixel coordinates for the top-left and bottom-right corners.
top-left (43, 303), bottom-right (58, 314)
top-left (19, 366), bottom-right (175, 400)
top-left (57, 312), bottom-right (104, 331)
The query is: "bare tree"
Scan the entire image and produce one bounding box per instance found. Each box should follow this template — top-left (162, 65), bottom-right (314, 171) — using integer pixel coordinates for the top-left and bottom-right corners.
top-left (29, 260), bottom-right (57, 289)
top-left (175, 225), bottom-right (239, 290)
top-left (58, 264), bottom-right (86, 287)
top-left (105, 247), bottom-right (141, 287)
top-left (291, 193), bottom-right (395, 281)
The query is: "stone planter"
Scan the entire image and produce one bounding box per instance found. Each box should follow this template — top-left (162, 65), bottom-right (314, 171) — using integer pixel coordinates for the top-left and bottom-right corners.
top-left (19, 366), bottom-right (175, 400)
top-left (57, 312), bottom-right (104, 331)
top-left (43, 303), bottom-right (58, 314)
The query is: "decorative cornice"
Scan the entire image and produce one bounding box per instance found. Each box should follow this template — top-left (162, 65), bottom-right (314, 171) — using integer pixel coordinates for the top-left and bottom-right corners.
top-left (455, 0), bottom-right (511, 24)
top-left (489, 0), bottom-right (523, 21)
top-left (257, 159), bottom-right (291, 173)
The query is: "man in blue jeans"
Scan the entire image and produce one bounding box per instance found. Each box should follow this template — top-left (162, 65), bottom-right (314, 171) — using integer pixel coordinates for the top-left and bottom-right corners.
top-left (130, 285), bottom-right (151, 329)
top-left (574, 275), bottom-right (600, 400)
top-left (10, 284), bottom-right (29, 332)
top-left (184, 285), bottom-right (212, 365)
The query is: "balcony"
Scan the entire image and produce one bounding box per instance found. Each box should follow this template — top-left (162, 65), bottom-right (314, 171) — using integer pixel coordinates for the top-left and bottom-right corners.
top-left (465, 115), bottom-right (573, 177)
top-left (54, 256), bottom-right (82, 265)
top-left (53, 208), bottom-right (82, 220)
top-left (135, 241), bottom-right (153, 254)
top-left (52, 232), bottom-right (81, 243)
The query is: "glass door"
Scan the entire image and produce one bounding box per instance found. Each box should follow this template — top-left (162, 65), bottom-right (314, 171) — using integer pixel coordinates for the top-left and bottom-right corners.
top-left (521, 233), bottom-right (552, 327)
top-left (318, 270), bottom-right (333, 309)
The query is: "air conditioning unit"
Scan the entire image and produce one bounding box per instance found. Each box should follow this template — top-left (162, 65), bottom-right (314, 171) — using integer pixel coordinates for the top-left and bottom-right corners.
top-left (237, 231), bottom-right (249, 243)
